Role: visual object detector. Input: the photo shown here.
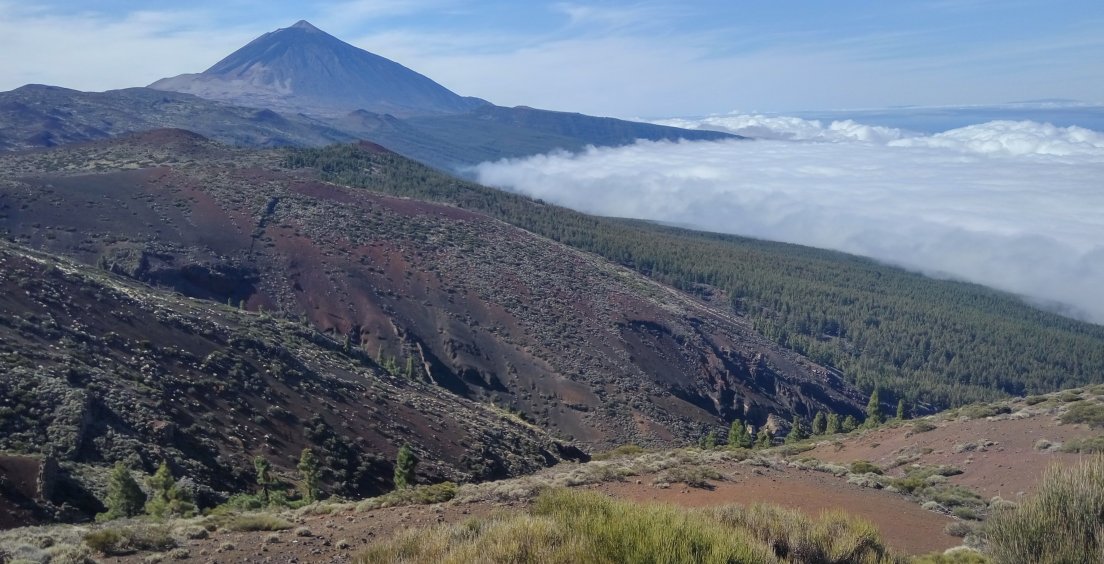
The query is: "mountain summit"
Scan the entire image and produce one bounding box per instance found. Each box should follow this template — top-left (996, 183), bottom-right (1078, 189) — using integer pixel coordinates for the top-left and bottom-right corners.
top-left (149, 20), bottom-right (486, 117)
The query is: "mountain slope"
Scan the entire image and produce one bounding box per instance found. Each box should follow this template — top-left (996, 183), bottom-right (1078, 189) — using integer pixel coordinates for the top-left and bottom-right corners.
top-left (0, 132), bottom-right (864, 453)
top-left (0, 85), bottom-right (355, 151)
top-left (285, 143), bottom-right (1104, 409)
top-left (150, 20), bottom-right (486, 117)
top-left (0, 240), bottom-right (582, 524)
top-left (326, 105), bottom-right (735, 172)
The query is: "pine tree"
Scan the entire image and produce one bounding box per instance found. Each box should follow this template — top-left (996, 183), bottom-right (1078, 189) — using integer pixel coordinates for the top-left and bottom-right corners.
top-left (298, 448), bottom-right (320, 502)
top-left (254, 456), bottom-right (272, 504)
top-left (826, 412), bottom-right (842, 434)
top-left (842, 414), bottom-right (858, 433)
top-left (897, 399), bottom-right (907, 421)
top-left (865, 388), bottom-right (883, 427)
top-left (785, 416), bottom-right (808, 444)
top-left (755, 427), bottom-right (773, 448)
top-left (145, 461), bottom-right (195, 518)
top-left (728, 420), bottom-right (752, 449)
top-left (394, 444), bottom-right (418, 490)
top-left (811, 411), bottom-right (827, 435)
top-left (97, 462), bottom-right (146, 522)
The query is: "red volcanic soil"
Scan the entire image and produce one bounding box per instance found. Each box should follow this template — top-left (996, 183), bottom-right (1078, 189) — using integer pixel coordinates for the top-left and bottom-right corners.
top-left (805, 409), bottom-right (1100, 499)
top-left (105, 462), bottom-right (955, 563)
top-left (585, 465), bottom-right (957, 556)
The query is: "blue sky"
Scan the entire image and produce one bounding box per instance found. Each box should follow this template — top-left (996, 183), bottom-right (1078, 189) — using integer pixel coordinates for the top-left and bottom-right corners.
top-left (1, 1), bottom-right (1102, 116)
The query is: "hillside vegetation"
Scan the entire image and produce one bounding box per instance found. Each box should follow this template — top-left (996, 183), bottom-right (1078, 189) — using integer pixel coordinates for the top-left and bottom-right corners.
top-left (285, 143), bottom-right (1104, 409)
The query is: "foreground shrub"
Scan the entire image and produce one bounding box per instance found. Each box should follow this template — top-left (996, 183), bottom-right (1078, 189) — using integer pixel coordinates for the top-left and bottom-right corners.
top-left (986, 455), bottom-right (1104, 563)
top-left (358, 489), bottom-right (905, 563)
top-left (707, 503), bottom-right (896, 563)
top-left (83, 525), bottom-right (175, 556)
top-left (1059, 435), bottom-right (1104, 453)
top-left (222, 514), bottom-right (294, 532)
top-left (357, 481), bottom-right (458, 511)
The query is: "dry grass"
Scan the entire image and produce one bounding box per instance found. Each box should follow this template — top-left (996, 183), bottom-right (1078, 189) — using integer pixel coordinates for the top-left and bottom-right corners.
top-left (986, 455), bottom-right (1104, 563)
top-left (357, 489), bottom-right (906, 564)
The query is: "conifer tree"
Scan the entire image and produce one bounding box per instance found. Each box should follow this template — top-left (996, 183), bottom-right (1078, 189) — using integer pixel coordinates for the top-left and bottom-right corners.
top-left (842, 414), bottom-right (858, 432)
top-left (394, 444), bottom-right (418, 490)
top-left (826, 412), bottom-right (842, 434)
top-left (785, 416), bottom-right (808, 444)
top-left (298, 448), bottom-right (320, 502)
top-left (728, 420), bottom-right (752, 449)
top-left (811, 411), bottom-right (827, 435)
top-left (755, 427), bottom-right (773, 448)
top-left (897, 399), bottom-right (907, 421)
top-left (865, 388), bottom-right (883, 427)
top-left (145, 461), bottom-right (195, 518)
top-left (97, 462), bottom-right (146, 522)
top-left (254, 456), bottom-right (272, 503)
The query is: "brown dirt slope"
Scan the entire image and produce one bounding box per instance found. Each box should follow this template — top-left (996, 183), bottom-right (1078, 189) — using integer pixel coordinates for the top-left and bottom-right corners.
top-left (0, 241), bottom-right (580, 523)
top-left (0, 130), bottom-right (866, 453)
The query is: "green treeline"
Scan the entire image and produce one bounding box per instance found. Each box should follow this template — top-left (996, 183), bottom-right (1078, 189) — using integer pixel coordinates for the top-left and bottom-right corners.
top-left (283, 145), bottom-right (1104, 409)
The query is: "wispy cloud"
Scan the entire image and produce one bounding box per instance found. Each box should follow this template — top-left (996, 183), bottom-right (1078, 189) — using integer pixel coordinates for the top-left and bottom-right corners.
top-left (474, 117), bottom-right (1104, 322)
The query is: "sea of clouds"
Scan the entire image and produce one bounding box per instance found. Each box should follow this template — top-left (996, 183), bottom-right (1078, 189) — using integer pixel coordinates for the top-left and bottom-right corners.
top-left (473, 115), bottom-right (1104, 323)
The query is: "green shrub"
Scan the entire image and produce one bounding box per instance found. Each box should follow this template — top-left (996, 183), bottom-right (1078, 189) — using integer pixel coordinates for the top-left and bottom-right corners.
top-left (1060, 402), bottom-right (1104, 427)
top-left (912, 549), bottom-right (991, 563)
top-left (1059, 435), bottom-right (1104, 453)
top-left (356, 482), bottom-right (458, 511)
top-left (83, 525), bottom-right (176, 555)
top-left (944, 521), bottom-right (976, 537)
top-left (223, 514), bottom-right (294, 532)
top-left (654, 465), bottom-right (723, 488)
top-left (591, 444), bottom-right (646, 460)
top-left (849, 460), bottom-right (883, 475)
top-left (958, 403), bottom-right (1010, 420)
top-left (909, 421), bottom-right (937, 434)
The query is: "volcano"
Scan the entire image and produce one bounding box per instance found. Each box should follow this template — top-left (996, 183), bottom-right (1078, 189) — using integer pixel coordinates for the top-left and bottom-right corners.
top-left (150, 20), bottom-right (486, 117)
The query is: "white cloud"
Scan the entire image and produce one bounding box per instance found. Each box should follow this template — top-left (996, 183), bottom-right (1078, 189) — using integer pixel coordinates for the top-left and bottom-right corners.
top-left (473, 119), bottom-right (1104, 323)
top-left (0, 3), bottom-right (269, 91)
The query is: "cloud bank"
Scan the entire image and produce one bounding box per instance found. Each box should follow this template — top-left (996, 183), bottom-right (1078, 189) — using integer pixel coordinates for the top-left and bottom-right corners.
top-left (474, 117), bottom-right (1104, 323)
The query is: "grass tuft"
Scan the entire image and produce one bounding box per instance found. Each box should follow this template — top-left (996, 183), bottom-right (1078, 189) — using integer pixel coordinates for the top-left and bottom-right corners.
top-left (357, 488), bottom-right (906, 563)
top-left (986, 454), bottom-right (1104, 563)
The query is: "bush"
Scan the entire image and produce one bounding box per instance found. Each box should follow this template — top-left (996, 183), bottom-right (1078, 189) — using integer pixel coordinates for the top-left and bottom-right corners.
top-left (1058, 435), bottom-right (1104, 453)
top-left (1060, 402), bottom-right (1104, 427)
top-left (944, 520), bottom-right (976, 537)
top-left (356, 481), bottom-right (458, 511)
top-left (83, 525), bottom-right (176, 556)
top-left (987, 455), bottom-right (1104, 563)
top-left (849, 460), bottom-right (883, 475)
top-left (912, 548), bottom-right (991, 563)
top-left (654, 465), bottom-right (723, 488)
top-left (909, 421), bottom-right (937, 434)
top-left (223, 514), bottom-right (294, 532)
top-left (592, 444), bottom-right (646, 460)
top-left (958, 404), bottom-right (1010, 420)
